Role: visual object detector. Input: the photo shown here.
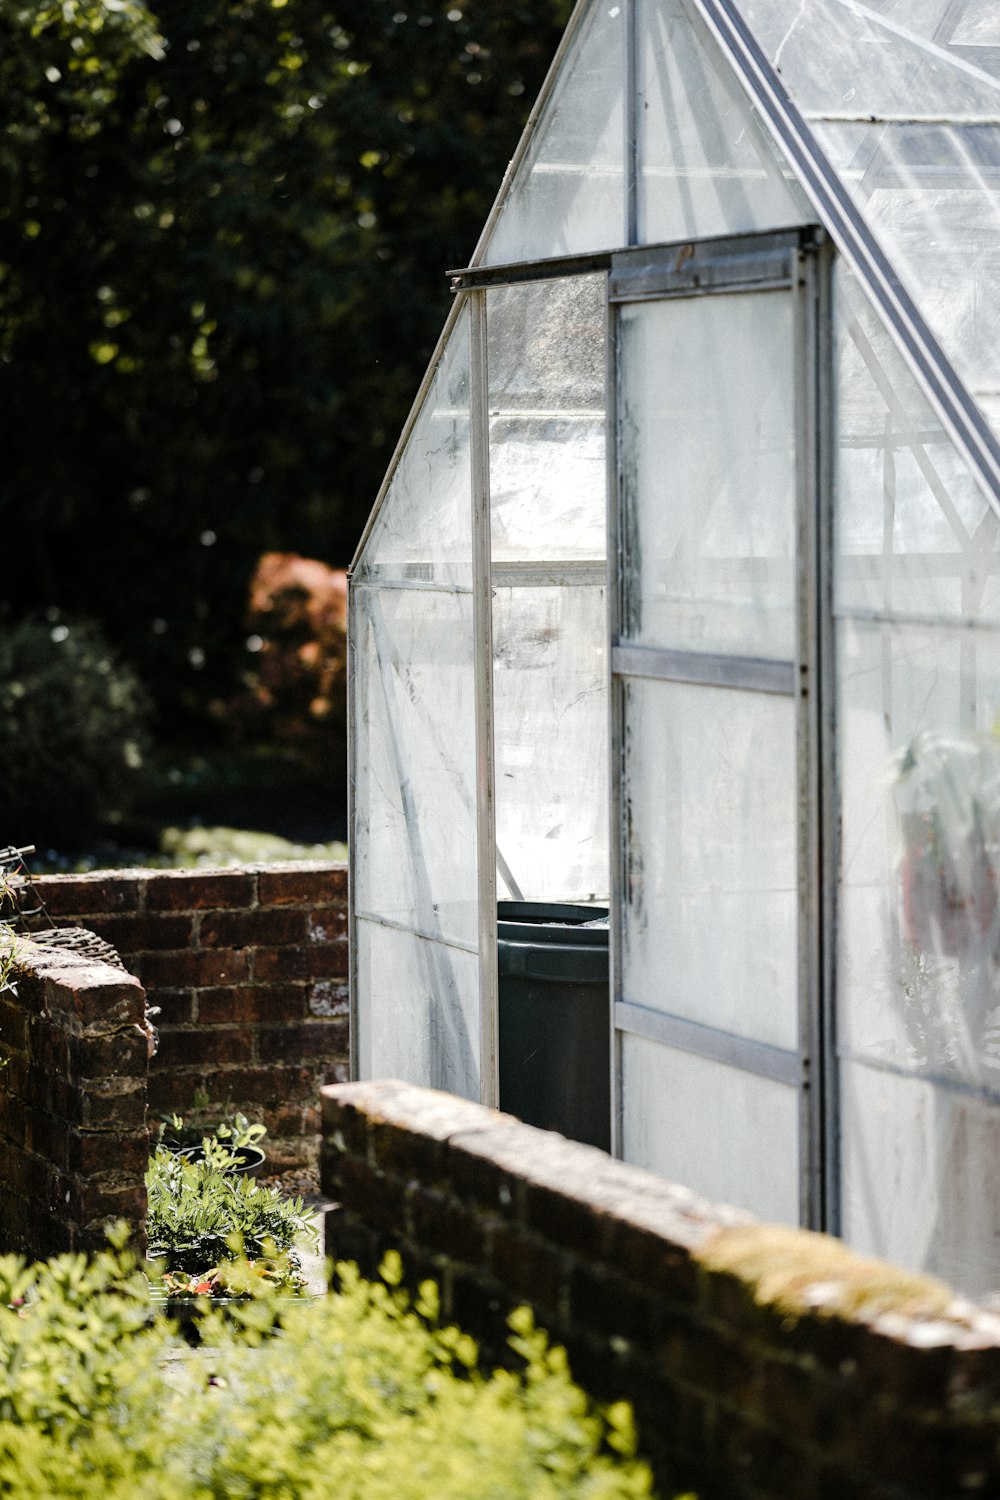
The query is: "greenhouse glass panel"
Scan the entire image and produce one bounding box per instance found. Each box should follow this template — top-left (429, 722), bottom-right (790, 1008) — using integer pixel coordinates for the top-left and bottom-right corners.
top-left (480, 0), bottom-right (625, 266)
top-left (618, 290), bottom-right (797, 659)
top-left (355, 309), bottom-right (474, 592)
top-left (355, 920), bottom-right (480, 1099)
top-left (352, 307), bottom-right (482, 1098)
top-left (834, 263), bottom-right (1000, 1288)
top-left (636, 0), bottom-right (809, 242)
top-left (738, 0), bottom-right (1000, 436)
top-left (620, 1034), bottom-right (799, 1224)
top-left (493, 584), bottom-right (608, 904)
top-left (621, 678), bottom-right (798, 1051)
top-left (487, 277), bottom-right (606, 562)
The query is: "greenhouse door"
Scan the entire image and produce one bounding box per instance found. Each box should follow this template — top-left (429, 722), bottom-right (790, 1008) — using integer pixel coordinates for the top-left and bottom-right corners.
top-left (609, 228), bottom-right (828, 1227)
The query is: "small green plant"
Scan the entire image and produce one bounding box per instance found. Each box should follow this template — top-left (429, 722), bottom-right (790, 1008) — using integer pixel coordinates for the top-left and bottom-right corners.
top-left (0, 1245), bottom-right (663, 1499)
top-left (145, 1146), bottom-right (316, 1290)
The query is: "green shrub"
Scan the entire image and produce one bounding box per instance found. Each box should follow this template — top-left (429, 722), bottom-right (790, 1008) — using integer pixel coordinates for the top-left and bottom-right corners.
top-left (0, 1246), bottom-right (665, 1499)
top-left (0, 617), bottom-right (149, 846)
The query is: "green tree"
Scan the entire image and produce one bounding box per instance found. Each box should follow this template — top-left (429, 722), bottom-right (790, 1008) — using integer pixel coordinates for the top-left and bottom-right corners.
top-left (0, 0), bottom-right (571, 723)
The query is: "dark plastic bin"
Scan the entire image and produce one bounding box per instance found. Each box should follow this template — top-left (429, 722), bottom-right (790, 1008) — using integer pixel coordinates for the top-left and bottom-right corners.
top-left (497, 901), bottom-right (610, 1152)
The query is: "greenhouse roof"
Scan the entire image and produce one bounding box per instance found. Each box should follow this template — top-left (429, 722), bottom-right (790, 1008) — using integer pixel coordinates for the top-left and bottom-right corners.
top-left (458, 0), bottom-right (1000, 519)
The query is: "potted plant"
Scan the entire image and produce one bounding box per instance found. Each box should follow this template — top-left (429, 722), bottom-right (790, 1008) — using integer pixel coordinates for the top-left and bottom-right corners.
top-left (145, 1146), bottom-right (317, 1317)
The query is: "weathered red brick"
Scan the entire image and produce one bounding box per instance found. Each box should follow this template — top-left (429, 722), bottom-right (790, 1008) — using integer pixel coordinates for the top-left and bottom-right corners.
top-left (33, 873), bottom-right (143, 917)
top-left (71, 1029), bottom-right (149, 1078)
top-left (142, 947), bottom-right (250, 989)
top-left (196, 983), bottom-right (307, 1026)
top-left (199, 908), bottom-right (309, 948)
top-left (258, 1019), bottom-right (347, 1063)
top-left (215, 1065), bottom-right (317, 1106)
top-left (67, 912), bottom-right (195, 955)
top-left (153, 1028), bottom-right (254, 1069)
top-left (149, 988), bottom-right (193, 1025)
top-left (307, 905), bottom-right (349, 942)
top-left (69, 1130), bottom-right (149, 1178)
top-left (145, 871), bottom-right (256, 912)
top-left (257, 863), bottom-right (346, 906)
top-left (254, 942), bottom-right (346, 983)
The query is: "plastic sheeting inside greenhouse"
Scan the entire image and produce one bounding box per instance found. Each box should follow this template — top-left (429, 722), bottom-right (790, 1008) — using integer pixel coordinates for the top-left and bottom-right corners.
top-left (350, 0), bottom-right (1000, 1300)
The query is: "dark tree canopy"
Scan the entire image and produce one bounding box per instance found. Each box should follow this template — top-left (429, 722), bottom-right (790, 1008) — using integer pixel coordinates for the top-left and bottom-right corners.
top-left (0, 0), bottom-right (571, 720)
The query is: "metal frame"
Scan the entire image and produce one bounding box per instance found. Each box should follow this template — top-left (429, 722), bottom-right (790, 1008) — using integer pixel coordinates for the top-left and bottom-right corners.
top-left (607, 224), bottom-right (829, 1228)
top-left (470, 291), bottom-right (500, 1108)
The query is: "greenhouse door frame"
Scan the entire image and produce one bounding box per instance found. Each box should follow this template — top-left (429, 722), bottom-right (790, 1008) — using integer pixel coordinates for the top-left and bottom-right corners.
top-left (606, 225), bottom-right (836, 1231)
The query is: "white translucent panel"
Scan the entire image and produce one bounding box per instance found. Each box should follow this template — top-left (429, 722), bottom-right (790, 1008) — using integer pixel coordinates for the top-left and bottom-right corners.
top-left (492, 585), bottom-right (608, 904)
top-left (951, 3), bottom-right (1000, 48)
top-left (619, 291), bottom-right (796, 658)
top-left (621, 679), bottom-right (798, 1050)
top-left (637, 0), bottom-right (809, 243)
top-left (354, 588), bottom-right (479, 951)
top-left (487, 277), bottom-right (606, 562)
top-left (621, 1034), bottom-right (799, 1223)
top-left (834, 264), bottom-right (1000, 625)
top-left (741, 0), bottom-right (1000, 118)
top-left (482, 0), bottom-right (624, 265)
top-left (841, 1060), bottom-right (1000, 1298)
top-left (836, 617), bottom-right (1000, 1091)
top-left (737, 0), bottom-right (1000, 445)
top-left (356, 919), bottom-right (480, 1099)
top-left (356, 307), bottom-right (472, 590)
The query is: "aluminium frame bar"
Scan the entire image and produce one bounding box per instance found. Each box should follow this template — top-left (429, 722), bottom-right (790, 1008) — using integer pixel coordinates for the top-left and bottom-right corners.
top-left (612, 644), bottom-right (795, 695)
top-left (687, 0), bottom-right (1000, 518)
top-left (616, 1002), bottom-right (801, 1087)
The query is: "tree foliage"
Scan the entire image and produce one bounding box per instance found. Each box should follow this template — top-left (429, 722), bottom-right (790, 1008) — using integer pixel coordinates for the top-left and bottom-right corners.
top-left (0, 0), bottom-right (571, 720)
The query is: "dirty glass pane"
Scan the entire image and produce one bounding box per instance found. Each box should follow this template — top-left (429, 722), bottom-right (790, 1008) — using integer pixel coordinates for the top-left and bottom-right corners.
top-left (356, 306), bottom-right (473, 591)
top-left (354, 590), bottom-right (479, 952)
top-left (487, 276), bottom-right (606, 563)
top-left (620, 678), bottom-right (798, 1050)
top-left (841, 1061), bottom-right (1000, 1298)
top-left (836, 611), bottom-right (1000, 1289)
top-left (621, 1034), bottom-right (799, 1223)
top-left (738, 0), bottom-right (1000, 439)
top-left (637, 0), bottom-right (809, 243)
top-left (355, 920), bottom-right (480, 1100)
top-left (492, 584), bottom-right (608, 905)
top-left (482, 0), bottom-right (625, 265)
top-left (835, 264), bottom-right (1000, 627)
top-left (618, 290), bottom-right (797, 659)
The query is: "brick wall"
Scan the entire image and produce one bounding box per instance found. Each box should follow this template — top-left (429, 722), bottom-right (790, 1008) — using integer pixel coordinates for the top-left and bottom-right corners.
top-left (321, 1079), bottom-right (1000, 1500)
top-left (0, 942), bottom-right (148, 1256)
top-left (34, 863), bottom-right (348, 1169)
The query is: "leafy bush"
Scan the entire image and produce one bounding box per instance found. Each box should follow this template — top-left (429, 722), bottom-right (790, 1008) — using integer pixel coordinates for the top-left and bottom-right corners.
top-left (145, 1146), bottom-right (316, 1285)
top-left (0, 1246), bottom-right (665, 1499)
top-left (0, 617), bottom-right (149, 846)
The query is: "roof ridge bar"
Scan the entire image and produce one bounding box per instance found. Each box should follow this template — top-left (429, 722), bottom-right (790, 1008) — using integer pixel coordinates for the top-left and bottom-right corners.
top-left (687, 0), bottom-right (1000, 517)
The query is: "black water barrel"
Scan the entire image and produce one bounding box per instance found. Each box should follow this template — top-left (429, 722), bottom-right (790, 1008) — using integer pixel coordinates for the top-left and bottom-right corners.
top-left (497, 901), bottom-right (610, 1152)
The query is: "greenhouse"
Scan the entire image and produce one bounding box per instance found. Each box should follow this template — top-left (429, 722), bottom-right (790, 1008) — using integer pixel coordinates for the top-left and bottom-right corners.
top-left (348, 0), bottom-right (1000, 1297)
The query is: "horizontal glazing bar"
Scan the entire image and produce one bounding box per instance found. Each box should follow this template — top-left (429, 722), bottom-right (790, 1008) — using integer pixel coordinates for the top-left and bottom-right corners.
top-left (840, 1049), bottom-right (1000, 1112)
top-left (609, 227), bottom-right (814, 302)
top-left (616, 1001), bottom-right (802, 1086)
top-left (612, 643), bottom-right (795, 694)
top-left (492, 561), bottom-right (606, 588)
top-left (449, 250), bottom-right (613, 293)
top-left (354, 910), bottom-right (480, 957)
top-left (351, 579), bottom-right (473, 595)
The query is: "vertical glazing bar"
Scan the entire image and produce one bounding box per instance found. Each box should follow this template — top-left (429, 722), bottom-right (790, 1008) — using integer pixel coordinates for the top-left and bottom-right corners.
top-left (815, 247), bottom-right (839, 1237)
top-left (625, 0), bottom-right (639, 246)
top-left (606, 282), bottom-right (625, 1157)
top-left (346, 575), bottom-right (361, 1081)
top-left (470, 289), bottom-right (500, 1108)
top-left (795, 234), bottom-right (834, 1230)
